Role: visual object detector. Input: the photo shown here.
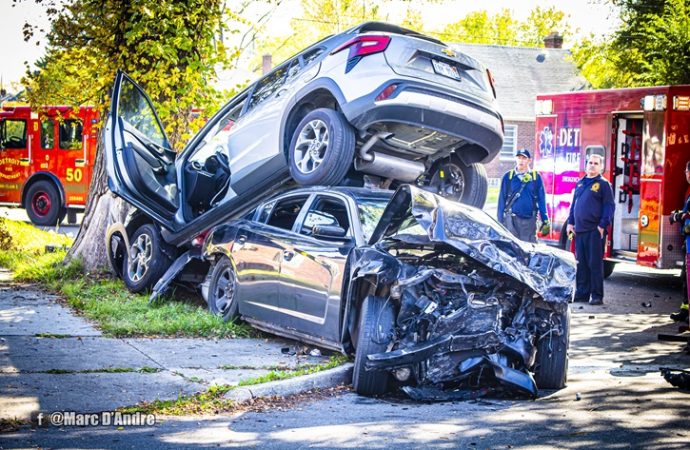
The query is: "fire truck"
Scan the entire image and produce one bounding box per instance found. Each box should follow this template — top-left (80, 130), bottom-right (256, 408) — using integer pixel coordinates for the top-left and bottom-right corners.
top-left (0, 104), bottom-right (98, 225)
top-left (534, 85), bottom-right (690, 276)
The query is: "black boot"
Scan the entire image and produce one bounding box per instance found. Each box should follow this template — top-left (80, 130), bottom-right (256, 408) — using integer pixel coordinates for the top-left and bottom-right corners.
top-left (670, 308), bottom-right (689, 323)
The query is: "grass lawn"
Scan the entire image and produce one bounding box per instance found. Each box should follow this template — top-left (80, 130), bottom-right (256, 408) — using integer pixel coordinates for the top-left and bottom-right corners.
top-left (0, 218), bottom-right (251, 338)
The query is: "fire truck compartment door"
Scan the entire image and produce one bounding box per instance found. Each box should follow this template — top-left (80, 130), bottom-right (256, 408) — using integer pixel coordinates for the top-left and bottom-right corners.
top-left (105, 70), bottom-right (179, 229)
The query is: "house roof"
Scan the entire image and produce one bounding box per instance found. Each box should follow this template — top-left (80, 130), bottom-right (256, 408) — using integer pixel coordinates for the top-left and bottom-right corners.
top-left (451, 44), bottom-right (588, 121)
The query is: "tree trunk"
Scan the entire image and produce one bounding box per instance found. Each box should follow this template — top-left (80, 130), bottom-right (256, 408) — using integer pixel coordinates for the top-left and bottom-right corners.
top-left (65, 134), bottom-right (131, 272)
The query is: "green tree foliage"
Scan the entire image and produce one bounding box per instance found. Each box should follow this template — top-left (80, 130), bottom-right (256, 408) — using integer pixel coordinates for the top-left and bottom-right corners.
top-left (438, 7), bottom-right (569, 47)
top-left (22, 0), bottom-right (232, 148)
top-left (572, 0), bottom-right (690, 88)
top-left (520, 7), bottom-right (569, 47)
top-left (440, 10), bottom-right (519, 45)
top-left (252, 0), bottom-right (383, 69)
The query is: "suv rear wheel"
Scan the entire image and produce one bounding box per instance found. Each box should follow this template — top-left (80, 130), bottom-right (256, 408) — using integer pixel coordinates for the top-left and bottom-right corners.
top-left (288, 108), bottom-right (355, 186)
top-left (428, 156), bottom-right (488, 208)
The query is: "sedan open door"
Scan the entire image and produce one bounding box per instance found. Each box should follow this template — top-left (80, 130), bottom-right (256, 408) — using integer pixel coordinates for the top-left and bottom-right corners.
top-left (105, 70), bottom-right (179, 230)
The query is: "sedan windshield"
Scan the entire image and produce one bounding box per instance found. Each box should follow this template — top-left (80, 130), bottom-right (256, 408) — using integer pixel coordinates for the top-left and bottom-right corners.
top-left (356, 197), bottom-right (390, 241)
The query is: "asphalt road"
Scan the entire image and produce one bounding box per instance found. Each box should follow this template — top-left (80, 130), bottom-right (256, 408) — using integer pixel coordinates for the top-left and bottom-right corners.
top-left (2, 263), bottom-right (688, 448)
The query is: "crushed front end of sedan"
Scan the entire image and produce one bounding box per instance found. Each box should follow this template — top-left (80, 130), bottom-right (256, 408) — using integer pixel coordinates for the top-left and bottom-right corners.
top-left (347, 185), bottom-right (576, 400)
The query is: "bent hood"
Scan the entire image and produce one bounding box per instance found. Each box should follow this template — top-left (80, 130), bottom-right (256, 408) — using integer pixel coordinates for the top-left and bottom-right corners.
top-left (368, 185), bottom-right (576, 303)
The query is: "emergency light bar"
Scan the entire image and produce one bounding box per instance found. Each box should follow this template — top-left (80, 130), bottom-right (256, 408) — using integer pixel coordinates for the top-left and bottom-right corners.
top-left (643, 94), bottom-right (667, 111)
top-left (673, 96), bottom-right (690, 111)
top-left (534, 99), bottom-right (553, 115)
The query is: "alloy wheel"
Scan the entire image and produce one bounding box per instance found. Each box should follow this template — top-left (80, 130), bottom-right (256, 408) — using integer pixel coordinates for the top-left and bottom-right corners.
top-left (214, 266), bottom-right (236, 314)
top-left (293, 119), bottom-right (329, 174)
top-left (127, 233), bottom-right (153, 283)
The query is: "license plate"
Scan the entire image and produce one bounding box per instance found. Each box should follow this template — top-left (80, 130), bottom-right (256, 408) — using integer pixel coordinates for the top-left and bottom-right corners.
top-left (432, 59), bottom-right (460, 80)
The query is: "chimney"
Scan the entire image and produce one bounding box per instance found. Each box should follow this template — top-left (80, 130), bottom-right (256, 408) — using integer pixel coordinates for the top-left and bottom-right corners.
top-left (262, 54), bottom-right (273, 75)
top-left (543, 32), bottom-right (563, 49)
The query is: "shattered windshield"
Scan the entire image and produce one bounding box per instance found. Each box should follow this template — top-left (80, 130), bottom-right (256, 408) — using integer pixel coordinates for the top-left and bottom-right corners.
top-left (356, 197), bottom-right (390, 241)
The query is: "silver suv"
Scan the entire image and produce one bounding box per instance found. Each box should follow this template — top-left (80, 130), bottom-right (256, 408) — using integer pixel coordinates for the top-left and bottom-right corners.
top-left (105, 21), bottom-right (503, 292)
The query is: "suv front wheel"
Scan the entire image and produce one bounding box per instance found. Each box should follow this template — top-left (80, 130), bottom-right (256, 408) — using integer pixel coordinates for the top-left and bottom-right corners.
top-left (288, 108), bottom-right (355, 186)
top-left (123, 224), bottom-right (174, 293)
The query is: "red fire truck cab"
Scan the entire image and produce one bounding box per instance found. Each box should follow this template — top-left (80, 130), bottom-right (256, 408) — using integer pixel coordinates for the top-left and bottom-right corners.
top-left (534, 85), bottom-right (690, 276)
top-left (0, 104), bottom-right (98, 225)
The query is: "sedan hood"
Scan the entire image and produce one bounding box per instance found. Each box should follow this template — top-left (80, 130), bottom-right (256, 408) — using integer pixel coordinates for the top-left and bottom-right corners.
top-left (369, 185), bottom-right (576, 304)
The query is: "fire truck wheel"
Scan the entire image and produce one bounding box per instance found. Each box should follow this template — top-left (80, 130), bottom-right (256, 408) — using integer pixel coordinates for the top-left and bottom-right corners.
top-left (533, 307), bottom-right (570, 390)
top-left (122, 224), bottom-right (174, 293)
top-left (25, 180), bottom-right (65, 226)
top-left (428, 156), bottom-right (488, 208)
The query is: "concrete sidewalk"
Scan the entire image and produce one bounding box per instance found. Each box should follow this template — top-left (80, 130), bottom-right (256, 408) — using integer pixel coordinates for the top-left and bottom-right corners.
top-left (0, 270), bottom-right (349, 421)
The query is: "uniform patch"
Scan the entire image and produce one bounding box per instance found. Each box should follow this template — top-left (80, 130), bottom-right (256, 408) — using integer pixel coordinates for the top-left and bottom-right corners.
top-left (591, 182), bottom-right (600, 192)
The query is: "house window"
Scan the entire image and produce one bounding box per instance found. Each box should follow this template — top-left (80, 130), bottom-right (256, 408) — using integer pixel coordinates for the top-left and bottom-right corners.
top-left (499, 124), bottom-right (518, 160)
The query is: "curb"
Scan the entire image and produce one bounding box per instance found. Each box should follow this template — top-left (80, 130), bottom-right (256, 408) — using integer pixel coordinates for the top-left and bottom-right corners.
top-left (224, 362), bottom-right (353, 404)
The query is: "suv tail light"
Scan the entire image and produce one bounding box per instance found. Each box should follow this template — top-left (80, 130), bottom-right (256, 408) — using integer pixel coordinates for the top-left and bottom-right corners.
top-left (331, 35), bottom-right (391, 73)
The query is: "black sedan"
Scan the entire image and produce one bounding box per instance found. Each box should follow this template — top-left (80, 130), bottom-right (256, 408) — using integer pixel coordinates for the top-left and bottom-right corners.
top-left (158, 185), bottom-right (575, 399)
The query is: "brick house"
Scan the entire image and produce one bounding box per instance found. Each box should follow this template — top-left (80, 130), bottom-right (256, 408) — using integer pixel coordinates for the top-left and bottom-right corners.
top-left (451, 35), bottom-right (586, 184)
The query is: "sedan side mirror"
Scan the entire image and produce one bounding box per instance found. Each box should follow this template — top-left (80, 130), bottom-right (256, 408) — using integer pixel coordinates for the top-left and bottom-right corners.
top-left (312, 225), bottom-right (347, 238)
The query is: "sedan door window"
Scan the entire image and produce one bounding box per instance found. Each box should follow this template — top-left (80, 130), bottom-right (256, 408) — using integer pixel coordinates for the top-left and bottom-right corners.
top-left (266, 196), bottom-right (309, 231)
top-left (300, 196), bottom-right (350, 236)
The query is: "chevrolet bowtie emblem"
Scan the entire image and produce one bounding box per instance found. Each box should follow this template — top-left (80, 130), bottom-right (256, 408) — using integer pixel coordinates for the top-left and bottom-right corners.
top-left (441, 48), bottom-right (456, 58)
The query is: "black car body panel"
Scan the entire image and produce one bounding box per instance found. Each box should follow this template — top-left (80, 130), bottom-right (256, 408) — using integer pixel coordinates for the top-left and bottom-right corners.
top-left (194, 185), bottom-right (575, 398)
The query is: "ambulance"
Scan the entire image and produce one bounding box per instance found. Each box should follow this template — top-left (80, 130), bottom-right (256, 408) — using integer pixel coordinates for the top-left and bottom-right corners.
top-left (534, 86), bottom-right (690, 276)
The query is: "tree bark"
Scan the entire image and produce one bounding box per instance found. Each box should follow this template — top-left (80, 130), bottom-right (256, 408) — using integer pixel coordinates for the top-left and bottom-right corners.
top-left (65, 135), bottom-right (131, 272)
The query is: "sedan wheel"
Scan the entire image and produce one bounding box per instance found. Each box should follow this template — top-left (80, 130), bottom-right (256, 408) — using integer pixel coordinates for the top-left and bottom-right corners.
top-left (533, 308), bottom-right (570, 390)
top-left (288, 108), bottom-right (355, 186)
top-left (353, 295), bottom-right (395, 396)
top-left (207, 256), bottom-right (239, 321)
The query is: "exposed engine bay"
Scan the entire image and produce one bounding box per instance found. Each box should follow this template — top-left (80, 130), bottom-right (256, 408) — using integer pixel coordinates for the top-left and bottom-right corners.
top-left (350, 186), bottom-right (575, 400)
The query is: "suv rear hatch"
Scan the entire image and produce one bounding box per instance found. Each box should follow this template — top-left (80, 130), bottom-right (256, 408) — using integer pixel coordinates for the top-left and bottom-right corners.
top-left (367, 31), bottom-right (494, 104)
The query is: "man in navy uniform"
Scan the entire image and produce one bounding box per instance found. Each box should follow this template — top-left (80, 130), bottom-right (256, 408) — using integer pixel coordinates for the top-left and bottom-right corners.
top-left (566, 153), bottom-right (615, 305)
top-left (497, 148), bottom-right (550, 243)
top-left (668, 160), bottom-right (690, 325)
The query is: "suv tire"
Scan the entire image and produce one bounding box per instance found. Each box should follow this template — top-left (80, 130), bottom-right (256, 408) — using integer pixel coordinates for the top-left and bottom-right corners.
top-left (428, 156), bottom-right (488, 208)
top-left (123, 224), bottom-right (174, 293)
top-left (288, 108), bottom-right (355, 186)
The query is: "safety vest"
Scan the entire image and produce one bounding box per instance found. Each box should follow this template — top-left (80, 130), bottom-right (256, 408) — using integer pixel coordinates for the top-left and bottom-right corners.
top-left (508, 169), bottom-right (538, 182)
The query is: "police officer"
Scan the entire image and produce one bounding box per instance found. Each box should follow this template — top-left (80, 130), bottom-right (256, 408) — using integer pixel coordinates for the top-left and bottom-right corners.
top-left (497, 148), bottom-right (550, 243)
top-left (669, 160), bottom-right (690, 324)
top-left (566, 153), bottom-right (615, 305)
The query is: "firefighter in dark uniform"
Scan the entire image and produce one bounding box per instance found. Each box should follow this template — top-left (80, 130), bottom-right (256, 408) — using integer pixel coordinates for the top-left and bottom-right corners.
top-left (669, 160), bottom-right (690, 325)
top-left (497, 148), bottom-right (550, 243)
top-left (566, 154), bottom-right (615, 305)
